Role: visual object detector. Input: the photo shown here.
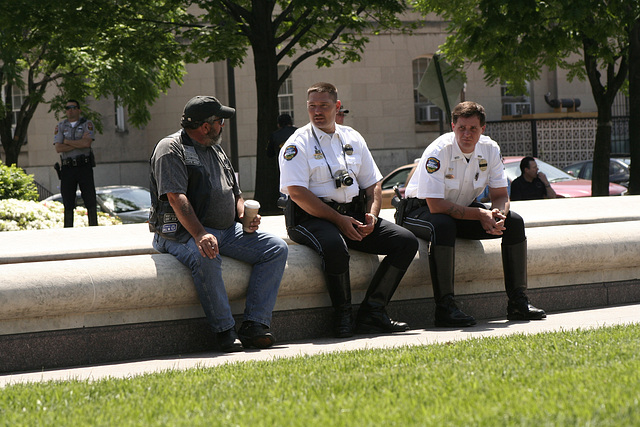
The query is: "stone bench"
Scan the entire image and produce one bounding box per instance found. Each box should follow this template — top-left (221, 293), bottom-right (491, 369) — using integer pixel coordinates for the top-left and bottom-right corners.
top-left (2, 196), bottom-right (640, 373)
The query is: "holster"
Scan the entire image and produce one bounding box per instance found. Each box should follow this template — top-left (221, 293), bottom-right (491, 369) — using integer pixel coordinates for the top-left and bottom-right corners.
top-left (393, 196), bottom-right (408, 225)
top-left (54, 162), bottom-right (62, 180)
top-left (284, 196), bottom-right (307, 229)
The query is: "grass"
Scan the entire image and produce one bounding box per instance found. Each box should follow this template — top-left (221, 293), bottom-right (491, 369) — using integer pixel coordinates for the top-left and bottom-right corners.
top-left (1, 324), bottom-right (639, 426)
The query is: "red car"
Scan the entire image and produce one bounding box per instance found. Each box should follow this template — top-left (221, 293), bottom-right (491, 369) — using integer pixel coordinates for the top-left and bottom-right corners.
top-left (503, 156), bottom-right (627, 198)
top-left (381, 156), bottom-right (627, 209)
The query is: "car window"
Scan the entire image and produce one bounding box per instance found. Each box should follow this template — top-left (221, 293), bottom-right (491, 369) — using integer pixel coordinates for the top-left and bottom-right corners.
top-left (535, 160), bottom-right (576, 182)
top-left (505, 159), bottom-right (576, 182)
top-left (610, 161), bottom-right (626, 175)
top-left (99, 188), bottom-right (151, 213)
top-left (563, 163), bottom-right (583, 178)
top-left (381, 167), bottom-right (413, 190)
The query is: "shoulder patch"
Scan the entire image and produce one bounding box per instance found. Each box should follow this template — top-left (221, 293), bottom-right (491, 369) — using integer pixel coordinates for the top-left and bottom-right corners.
top-left (283, 145), bottom-right (298, 160)
top-left (426, 157), bottom-right (440, 174)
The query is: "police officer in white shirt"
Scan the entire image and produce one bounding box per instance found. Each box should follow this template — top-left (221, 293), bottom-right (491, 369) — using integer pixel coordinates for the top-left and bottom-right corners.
top-left (402, 101), bottom-right (545, 327)
top-left (279, 82), bottom-right (419, 338)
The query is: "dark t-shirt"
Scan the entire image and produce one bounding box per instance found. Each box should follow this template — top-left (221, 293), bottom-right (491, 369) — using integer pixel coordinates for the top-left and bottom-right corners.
top-left (151, 131), bottom-right (240, 230)
top-left (267, 125), bottom-right (297, 157)
top-left (510, 176), bottom-right (548, 201)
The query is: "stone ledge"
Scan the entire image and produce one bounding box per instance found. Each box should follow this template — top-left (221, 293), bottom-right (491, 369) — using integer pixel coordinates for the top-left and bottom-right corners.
top-left (1, 196), bottom-right (640, 372)
top-left (1, 219), bottom-right (639, 336)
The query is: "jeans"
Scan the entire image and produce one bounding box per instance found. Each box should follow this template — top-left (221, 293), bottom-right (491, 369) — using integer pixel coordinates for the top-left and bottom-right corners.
top-left (153, 222), bottom-right (288, 333)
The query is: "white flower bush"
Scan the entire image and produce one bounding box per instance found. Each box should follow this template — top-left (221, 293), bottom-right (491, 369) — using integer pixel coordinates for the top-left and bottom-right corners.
top-left (0, 199), bottom-right (121, 231)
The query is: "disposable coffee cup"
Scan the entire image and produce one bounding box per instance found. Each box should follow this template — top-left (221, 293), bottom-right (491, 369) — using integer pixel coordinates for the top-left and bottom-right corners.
top-left (242, 200), bottom-right (261, 232)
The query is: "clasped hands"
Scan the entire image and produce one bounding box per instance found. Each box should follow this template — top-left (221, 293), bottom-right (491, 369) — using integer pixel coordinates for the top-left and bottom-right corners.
top-left (483, 208), bottom-right (506, 235)
top-left (337, 212), bottom-right (377, 241)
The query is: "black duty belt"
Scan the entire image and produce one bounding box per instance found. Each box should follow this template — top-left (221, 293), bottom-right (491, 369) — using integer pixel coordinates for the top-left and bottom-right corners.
top-left (324, 200), bottom-right (357, 215)
top-left (61, 155), bottom-right (91, 167)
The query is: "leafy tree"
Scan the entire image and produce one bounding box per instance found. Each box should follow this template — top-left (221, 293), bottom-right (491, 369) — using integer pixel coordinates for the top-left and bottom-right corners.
top-left (185, 0), bottom-right (414, 213)
top-left (0, 0), bottom-right (188, 167)
top-left (412, 0), bottom-right (639, 195)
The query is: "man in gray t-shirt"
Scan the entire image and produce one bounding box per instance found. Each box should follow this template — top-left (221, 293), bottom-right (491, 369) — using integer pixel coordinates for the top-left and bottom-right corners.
top-left (150, 96), bottom-right (288, 353)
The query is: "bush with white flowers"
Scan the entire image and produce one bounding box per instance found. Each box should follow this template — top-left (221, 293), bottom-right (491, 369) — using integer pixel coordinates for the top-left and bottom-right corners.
top-left (0, 199), bottom-right (120, 231)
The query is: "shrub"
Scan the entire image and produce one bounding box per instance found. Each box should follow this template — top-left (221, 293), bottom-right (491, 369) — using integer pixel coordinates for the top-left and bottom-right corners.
top-left (0, 160), bottom-right (39, 201)
top-left (0, 199), bottom-right (120, 231)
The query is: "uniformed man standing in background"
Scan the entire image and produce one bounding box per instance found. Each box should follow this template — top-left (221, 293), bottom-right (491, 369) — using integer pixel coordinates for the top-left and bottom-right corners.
top-left (53, 99), bottom-right (98, 227)
top-left (279, 82), bottom-right (418, 338)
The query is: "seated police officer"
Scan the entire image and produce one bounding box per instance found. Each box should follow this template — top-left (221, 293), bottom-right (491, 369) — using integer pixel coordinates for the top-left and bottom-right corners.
top-left (401, 101), bottom-right (546, 327)
top-left (279, 82), bottom-right (418, 338)
top-left (53, 99), bottom-right (98, 227)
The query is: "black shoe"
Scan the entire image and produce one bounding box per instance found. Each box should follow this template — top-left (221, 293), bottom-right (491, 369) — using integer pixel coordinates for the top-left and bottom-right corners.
top-left (216, 328), bottom-right (244, 353)
top-left (434, 295), bottom-right (476, 327)
top-left (355, 310), bottom-right (409, 334)
top-left (238, 321), bottom-right (276, 349)
top-left (507, 295), bottom-right (546, 320)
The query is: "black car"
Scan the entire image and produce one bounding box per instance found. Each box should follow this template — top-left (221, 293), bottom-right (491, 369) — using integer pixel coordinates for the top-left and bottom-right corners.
top-left (44, 185), bottom-right (151, 224)
top-left (563, 158), bottom-right (630, 187)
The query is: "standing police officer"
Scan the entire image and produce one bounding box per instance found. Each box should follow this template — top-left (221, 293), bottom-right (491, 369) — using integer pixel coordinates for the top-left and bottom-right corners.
top-left (402, 101), bottom-right (546, 327)
top-left (53, 99), bottom-right (98, 227)
top-left (279, 82), bottom-right (418, 338)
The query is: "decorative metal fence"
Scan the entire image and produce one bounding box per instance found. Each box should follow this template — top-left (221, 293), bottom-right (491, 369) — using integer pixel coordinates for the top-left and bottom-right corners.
top-left (485, 117), bottom-right (629, 169)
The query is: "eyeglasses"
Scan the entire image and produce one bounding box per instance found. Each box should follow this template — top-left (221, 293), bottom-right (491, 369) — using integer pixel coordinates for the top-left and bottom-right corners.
top-left (65, 105), bottom-right (79, 110)
top-left (215, 118), bottom-right (225, 126)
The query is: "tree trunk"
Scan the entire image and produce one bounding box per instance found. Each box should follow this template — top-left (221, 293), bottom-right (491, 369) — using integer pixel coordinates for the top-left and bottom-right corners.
top-left (583, 39), bottom-right (628, 197)
top-left (592, 107), bottom-right (612, 196)
top-left (629, 18), bottom-right (640, 195)
top-left (248, 6), bottom-right (284, 215)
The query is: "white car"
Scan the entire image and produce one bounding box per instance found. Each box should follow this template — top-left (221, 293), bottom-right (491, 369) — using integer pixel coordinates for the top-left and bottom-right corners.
top-left (45, 185), bottom-right (151, 224)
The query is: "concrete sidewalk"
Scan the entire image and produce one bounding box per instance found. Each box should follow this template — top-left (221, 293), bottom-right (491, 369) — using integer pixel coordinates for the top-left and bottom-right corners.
top-left (2, 303), bottom-right (639, 388)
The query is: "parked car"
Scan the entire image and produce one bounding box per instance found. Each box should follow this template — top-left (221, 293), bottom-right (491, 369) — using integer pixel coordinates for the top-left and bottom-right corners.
top-left (503, 157), bottom-right (627, 198)
top-left (44, 185), bottom-right (151, 224)
top-left (380, 162), bottom-right (418, 209)
top-left (563, 158), bottom-right (630, 187)
top-left (380, 156), bottom-right (627, 209)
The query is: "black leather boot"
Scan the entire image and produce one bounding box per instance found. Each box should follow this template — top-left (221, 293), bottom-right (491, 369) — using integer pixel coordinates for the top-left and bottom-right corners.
top-left (430, 245), bottom-right (476, 327)
top-left (502, 240), bottom-right (546, 320)
top-left (435, 294), bottom-right (477, 327)
top-left (355, 259), bottom-right (410, 334)
top-left (325, 271), bottom-right (354, 338)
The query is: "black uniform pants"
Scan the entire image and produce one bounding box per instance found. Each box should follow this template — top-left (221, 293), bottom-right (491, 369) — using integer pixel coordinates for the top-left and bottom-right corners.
top-left (403, 200), bottom-right (526, 247)
top-left (60, 163), bottom-right (98, 227)
top-left (288, 212), bottom-right (418, 275)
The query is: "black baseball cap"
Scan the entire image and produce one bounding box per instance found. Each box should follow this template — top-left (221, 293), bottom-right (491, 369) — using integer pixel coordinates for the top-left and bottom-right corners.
top-left (182, 96), bottom-right (235, 123)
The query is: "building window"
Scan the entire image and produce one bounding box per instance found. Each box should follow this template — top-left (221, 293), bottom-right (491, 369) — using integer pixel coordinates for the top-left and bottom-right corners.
top-left (501, 82), bottom-right (531, 116)
top-left (115, 100), bottom-right (127, 132)
top-left (413, 57), bottom-right (441, 124)
top-left (278, 65), bottom-right (294, 121)
top-left (2, 85), bottom-right (28, 140)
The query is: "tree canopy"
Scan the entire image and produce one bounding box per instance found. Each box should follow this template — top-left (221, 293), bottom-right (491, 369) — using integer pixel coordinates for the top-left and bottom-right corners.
top-left (412, 0), bottom-right (640, 195)
top-left (184, 0), bottom-right (414, 213)
top-left (0, 0), bottom-right (188, 166)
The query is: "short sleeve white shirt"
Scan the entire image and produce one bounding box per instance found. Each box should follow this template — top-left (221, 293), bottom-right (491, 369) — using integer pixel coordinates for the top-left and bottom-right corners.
top-left (279, 123), bottom-right (382, 203)
top-left (405, 133), bottom-right (507, 206)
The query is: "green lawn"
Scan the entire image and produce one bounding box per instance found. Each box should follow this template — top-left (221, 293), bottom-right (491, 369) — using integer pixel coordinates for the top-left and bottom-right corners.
top-left (1, 324), bottom-right (639, 426)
